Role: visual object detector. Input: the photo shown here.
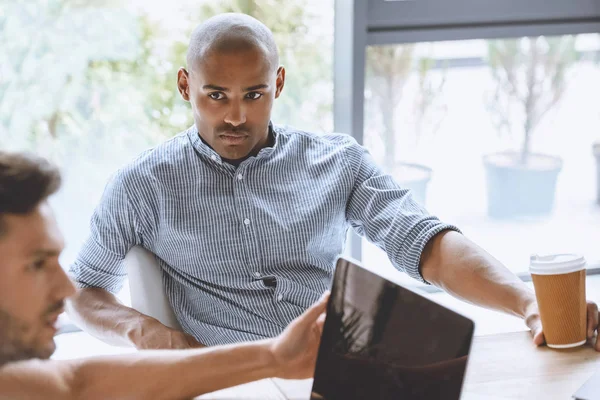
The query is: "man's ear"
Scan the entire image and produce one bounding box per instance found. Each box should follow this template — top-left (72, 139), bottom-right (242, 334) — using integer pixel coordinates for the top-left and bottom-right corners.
top-left (177, 67), bottom-right (191, 101)
top-left (274, 66), bottom-right (285, 99)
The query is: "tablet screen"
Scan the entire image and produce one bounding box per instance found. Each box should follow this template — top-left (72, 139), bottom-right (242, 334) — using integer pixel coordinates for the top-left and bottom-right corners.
top-left (311, 257), bottom-right (474, 400)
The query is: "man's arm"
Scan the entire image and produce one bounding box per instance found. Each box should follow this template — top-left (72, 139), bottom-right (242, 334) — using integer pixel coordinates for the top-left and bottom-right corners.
top-left (67, 171), bottom-right (201, 349)
top-left (420, 230), bottom-right (535, 319)
top-left (0, 342), bottom-right (274, 400)
top-left (1, 293), bottom-right (328, 400)
top-left (66, 288), bottom-right (202, 349)
top-left (420, 230), bottom-right (600, 349)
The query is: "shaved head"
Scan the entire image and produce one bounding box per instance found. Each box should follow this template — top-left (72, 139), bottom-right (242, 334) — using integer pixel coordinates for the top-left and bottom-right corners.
top-left (187, 13), bottom-right (279, 73)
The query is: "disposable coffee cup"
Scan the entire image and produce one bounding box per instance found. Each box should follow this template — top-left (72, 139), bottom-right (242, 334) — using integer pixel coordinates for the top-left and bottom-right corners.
top-left (529, 254), bottom-right (587, 349)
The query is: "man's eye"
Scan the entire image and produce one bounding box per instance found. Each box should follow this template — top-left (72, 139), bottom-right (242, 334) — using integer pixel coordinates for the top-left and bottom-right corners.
top-left (246, 92), bottom-right (262, 100)
top-left (208, 92), bottom-right (225, 100)
top-left (29, 259), bottom-right (46, 271)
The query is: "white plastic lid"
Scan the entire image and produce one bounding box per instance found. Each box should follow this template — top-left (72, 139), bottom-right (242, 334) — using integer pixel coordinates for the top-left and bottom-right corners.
top-left (529, 254), bottom-right (587, 275)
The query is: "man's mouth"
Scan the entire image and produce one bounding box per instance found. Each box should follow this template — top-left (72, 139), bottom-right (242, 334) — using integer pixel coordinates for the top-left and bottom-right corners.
top-left (44, 310), bottom-right (63, 332)
top-left (219, 132), bottom-right (248, 144)
top-left (220, 131), bottom-right (248, 137)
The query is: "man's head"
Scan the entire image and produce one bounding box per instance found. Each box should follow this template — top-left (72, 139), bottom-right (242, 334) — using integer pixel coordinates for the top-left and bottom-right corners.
top-left (0, 151), bottom-right (74, 365)
top-left (177, 13), bottom-right (285, 163)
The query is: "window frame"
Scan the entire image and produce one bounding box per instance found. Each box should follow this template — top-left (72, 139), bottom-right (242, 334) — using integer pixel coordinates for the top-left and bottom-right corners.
top-left (334, 0), bottom-right (600, 262)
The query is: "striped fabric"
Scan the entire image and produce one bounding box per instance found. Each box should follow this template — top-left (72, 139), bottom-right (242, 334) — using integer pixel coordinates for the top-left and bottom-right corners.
top-left (69, 124), bottom-right (459, 346)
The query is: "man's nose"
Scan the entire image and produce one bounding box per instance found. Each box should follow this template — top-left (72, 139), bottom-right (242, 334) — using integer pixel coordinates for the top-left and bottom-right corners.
top-left (51, 264), bottom-right (77, 301)
top-left (223, 100), bottom-right (247, 127)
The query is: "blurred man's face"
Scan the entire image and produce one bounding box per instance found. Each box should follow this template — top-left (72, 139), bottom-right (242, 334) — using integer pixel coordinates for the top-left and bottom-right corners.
top-left (0, 202), bottom-right (75, 365)
top-left (177, 46), bottom-right (285, 162)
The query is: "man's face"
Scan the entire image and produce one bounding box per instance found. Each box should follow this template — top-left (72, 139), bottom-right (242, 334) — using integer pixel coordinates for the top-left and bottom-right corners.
top-left (178, 47), bottom-right (285, 162)
top-left (0, 203), bottom-right (75, 364)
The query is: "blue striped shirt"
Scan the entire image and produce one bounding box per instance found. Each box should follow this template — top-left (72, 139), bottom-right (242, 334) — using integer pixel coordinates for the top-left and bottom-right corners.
top-left (69, 124), bottom-right (459, 345)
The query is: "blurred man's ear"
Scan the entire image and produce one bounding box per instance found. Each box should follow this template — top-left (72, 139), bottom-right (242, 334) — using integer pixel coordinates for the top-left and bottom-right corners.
top-left (177, 68), bottom-right (191, 101)
top-left (275, 66), bottom-right (286, 99)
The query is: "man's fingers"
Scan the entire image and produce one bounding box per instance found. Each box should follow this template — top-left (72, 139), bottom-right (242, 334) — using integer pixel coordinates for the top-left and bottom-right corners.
top-left (532, 328), bottom-right (545, 346)
top-left (316, 313), bottom-right (327, 329)
top-left (527, 316), bottom-right (545, 346)
top-left (587, 302), bottom-right (599, 339)
top-left (318, 291), bottom-right (330, 305)
top-left (298, 292), bottom-right (330, 324)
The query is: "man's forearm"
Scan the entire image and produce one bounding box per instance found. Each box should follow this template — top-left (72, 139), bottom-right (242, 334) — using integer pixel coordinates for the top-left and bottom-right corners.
top-left (65, 288), bottom-right (156, 348)
top-left (420, 230), bottom-right (536, 319)
top-left (0, 340), bottom-right (278, 400)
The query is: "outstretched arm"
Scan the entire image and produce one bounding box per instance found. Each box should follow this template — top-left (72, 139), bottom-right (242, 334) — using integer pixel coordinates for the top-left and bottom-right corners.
top-left (1, 293), bottom-right (329, 400)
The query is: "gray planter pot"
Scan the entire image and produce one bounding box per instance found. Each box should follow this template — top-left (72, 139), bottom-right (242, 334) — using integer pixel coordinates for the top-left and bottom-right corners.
top-left (483, 152), bottom-right (563, 219)
top-left (594, 142), bottom-right (600, 205)
top-left (392, 162), bottom-right (432, 206)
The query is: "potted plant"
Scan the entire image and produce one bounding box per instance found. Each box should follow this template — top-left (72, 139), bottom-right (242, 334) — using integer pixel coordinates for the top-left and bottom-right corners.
top-left (366, 45), bottom-right (447, 206)
top-left (484, 36), bottom-right (577, 219)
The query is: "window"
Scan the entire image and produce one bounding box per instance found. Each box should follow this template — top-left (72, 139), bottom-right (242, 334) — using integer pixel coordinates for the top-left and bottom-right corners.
top-left (362, 34), bottom-right (600, 281)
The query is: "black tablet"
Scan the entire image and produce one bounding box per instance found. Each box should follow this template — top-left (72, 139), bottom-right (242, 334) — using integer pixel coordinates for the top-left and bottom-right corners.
top-left (311, 257), bottom-right (475, 400)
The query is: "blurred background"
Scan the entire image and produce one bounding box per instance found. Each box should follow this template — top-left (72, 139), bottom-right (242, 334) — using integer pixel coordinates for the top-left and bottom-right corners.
top-left (1, 0), bottom-right (599, 345)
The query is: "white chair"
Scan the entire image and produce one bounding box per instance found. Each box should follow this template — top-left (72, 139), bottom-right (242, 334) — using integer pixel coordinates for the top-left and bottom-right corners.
top-left (124, 246), bottom-right (182, 330)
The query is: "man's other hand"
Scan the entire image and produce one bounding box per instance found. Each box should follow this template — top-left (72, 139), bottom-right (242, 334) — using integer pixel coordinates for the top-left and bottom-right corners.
top-left (526, 300), bottom-right (600, 351)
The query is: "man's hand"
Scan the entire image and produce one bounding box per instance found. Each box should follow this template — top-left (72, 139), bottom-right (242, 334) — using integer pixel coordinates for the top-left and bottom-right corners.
top-left (131, 318), bottom-right (205, 350)
top-left (269, 292), bottom-right (329, 379)
top-left (525, 300), bottom-right (600, 351)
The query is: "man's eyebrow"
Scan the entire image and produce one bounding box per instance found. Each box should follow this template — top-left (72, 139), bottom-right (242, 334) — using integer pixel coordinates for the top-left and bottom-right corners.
top-left (202, 84), bottom-right (269, 92)
top-left (202, 84), bottom-right (229, 92)
top-left (31, 249), bottom-right (61, 257)
top-left (244, 84), bottom-right (268, 91)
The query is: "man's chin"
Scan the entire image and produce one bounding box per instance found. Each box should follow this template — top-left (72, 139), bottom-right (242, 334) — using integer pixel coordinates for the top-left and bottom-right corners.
top-left (0, 341), bottom-right (55, 365)
top-left (38, 339), bottom-right (56, 359)
top-left (0, 311), bottom-right (56, 364)
top-left (21, 337), bottom-right (56, 361)
top-left (219, 149), bottom-right (252, 162)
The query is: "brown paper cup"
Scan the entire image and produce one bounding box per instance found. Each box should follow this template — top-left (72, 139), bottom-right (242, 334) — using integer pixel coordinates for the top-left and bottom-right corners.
top-left (530, 254), bottom-right (587, 349)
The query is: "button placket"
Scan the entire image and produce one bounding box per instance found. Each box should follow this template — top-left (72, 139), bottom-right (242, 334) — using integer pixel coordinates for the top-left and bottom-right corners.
top-left (233, 165), bottom-right (264, 288)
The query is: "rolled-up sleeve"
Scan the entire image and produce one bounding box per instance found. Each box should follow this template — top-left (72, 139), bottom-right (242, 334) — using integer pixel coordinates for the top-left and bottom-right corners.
top-left (69, 171), bottom-right (143, 293)
top-left (344, 140), bottom-right (460, 283)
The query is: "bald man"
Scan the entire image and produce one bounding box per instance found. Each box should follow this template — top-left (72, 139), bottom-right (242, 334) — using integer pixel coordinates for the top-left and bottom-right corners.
top-left (67, 13), bottom-right (600, 351)
top-left (0, 151), bottom-right (329, 399)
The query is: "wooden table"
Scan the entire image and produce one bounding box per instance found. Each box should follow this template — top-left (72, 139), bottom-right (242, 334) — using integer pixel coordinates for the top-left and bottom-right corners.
top-left (197, 331), bottom-right (600, 399)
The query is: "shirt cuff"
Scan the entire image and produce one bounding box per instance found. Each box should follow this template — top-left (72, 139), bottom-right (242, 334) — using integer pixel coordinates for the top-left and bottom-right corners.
top-left (396, 219), bottom-right (462, 284)
top-left (68, 261), bottom-right (126, 294)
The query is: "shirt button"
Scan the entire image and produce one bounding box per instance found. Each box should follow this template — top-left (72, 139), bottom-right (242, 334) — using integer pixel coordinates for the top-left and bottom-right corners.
top-left (211, 155), bottom-right (217, 161)
top-left (254, 272), bottom-right (261, 277)
top-left (243, 218), bottom-right (250, 225)
top-left (277, 294), bottom-right (283, 301)
top-left (237, 173), bottom-right (243, 180)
